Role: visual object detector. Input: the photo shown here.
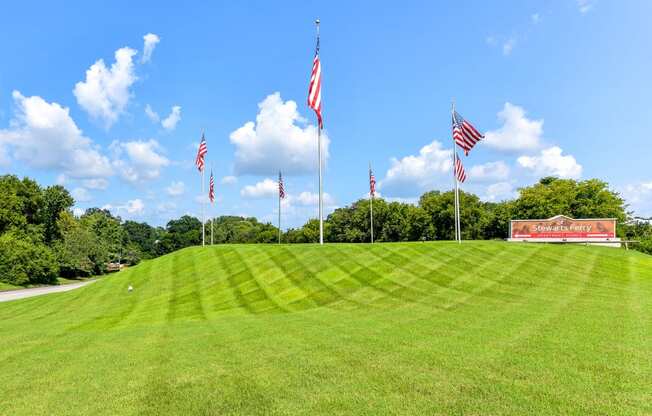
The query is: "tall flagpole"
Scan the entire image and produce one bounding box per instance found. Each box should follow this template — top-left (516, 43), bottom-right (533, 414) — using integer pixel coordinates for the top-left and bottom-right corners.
top-left (201, 130), bottom-right (206, 247)
top-left (451, 101), bottom-right (460, 243)
top-left (369, 162), bottom-right (374, 244)
top-left (210, 165), bottom-right (214, 246)
top-left (315, 19), bottom-right (324, 245)
top-left (278, 171), bottom-right (282, 244)
top-left (202, 164), bottom-right (205, 247)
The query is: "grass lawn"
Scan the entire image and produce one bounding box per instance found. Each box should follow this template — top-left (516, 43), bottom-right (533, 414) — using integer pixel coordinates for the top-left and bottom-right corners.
top-left (0, 242), bottom-right (650, 415)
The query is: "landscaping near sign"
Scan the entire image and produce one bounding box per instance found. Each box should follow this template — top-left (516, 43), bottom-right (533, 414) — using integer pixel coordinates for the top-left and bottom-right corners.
top-left (509, 215), bottom-right (617, 241)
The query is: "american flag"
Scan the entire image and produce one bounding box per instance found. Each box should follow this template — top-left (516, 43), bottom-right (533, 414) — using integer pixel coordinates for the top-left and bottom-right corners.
top-left (454, 154), bottom-right (467, 183)
top-left (308, 40), bottom-right (323, 129)
top-left (278, 171), bottom-right (285, 199)
top-left (208, 170), bottom-right (215, 203)
top-left (452, 110), bottom-right (483, 156)
top-left (195, 133), bottom-right (207, 172)
top-left (369, 167), bottom-right (376, 197)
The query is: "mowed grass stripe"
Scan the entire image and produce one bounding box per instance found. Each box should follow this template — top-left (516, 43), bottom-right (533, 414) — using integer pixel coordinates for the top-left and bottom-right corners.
top-left (1, 242), bottom-right (651, 415)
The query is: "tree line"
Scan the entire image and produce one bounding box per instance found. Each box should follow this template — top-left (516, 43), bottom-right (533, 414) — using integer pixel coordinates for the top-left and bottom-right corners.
top-left (1, 174), bottom-right (650, 286)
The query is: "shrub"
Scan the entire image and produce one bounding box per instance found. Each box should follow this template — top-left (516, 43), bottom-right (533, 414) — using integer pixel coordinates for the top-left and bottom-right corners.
top-left (0, 234), bottom-right (59, 285)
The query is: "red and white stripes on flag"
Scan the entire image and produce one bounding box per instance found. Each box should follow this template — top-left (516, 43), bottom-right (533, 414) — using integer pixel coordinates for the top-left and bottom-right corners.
top-left (369, 167), bottom-right (376, 197)
top-left (195, 133), bottom-right (207, 172)
top-left (454, 154), bottom-right (467, 183)
top-left (208, 170), bottom-right (215, 203)
top-left (308, 52), bottom-right (323, 129)
top-left (452, 110), bottom-right (483, 156)
top-left (278, 172), bottom-right (285, 199)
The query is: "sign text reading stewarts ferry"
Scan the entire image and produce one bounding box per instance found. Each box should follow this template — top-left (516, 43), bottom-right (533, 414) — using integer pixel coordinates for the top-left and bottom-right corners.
top-left (510, 215), bottom-right (616, 240)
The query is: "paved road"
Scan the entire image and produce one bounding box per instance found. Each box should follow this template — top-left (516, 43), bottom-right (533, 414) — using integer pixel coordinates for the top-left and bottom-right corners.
top-left (0, 280), bottom-right (96, 303)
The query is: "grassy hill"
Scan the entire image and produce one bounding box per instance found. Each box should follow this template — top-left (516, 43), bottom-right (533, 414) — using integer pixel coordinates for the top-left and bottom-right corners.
top-left (0, 242), bottom-right (650, 415)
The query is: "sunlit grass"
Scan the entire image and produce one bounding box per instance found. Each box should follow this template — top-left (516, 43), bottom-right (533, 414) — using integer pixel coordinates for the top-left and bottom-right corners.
top-left (1, 242), bottom-right (650, 415)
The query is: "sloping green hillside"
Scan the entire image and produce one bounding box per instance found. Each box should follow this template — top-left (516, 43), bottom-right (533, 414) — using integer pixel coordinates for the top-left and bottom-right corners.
top-left (0, 242), bottom-right (650, 415)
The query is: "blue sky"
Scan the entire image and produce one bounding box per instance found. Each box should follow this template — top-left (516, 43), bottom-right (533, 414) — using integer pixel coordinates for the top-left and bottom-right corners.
top-left (1, 0), bottom-right (651, 227)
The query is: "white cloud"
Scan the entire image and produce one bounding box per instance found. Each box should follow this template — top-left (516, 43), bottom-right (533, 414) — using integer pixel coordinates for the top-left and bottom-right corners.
top-left (123, 199), bottom-right (145, 214)
top-left (503, 38), bottom-right (516, 55)
top-left (484, 103), bottom-right (543, 151)
top-left (142, 33), bottom-right (160, 63)
top-left (161, 106), bottom-right (181, 130)
top-left (483, 182), bottom-right (517, 202)
top-left (72, 187), bottom-right (92, 202)
top-left (577, 0), bottom-right (594, 14)
top-left (166, 181), bottom-right (185, 196)
top-left (230, 92), bottom-right (329, 175)
top-left (517, 146), bottom-right (582, 179)
top-left (221, 175), bottom-right (237, 185)
top-left (82, 178), bottom-right (109, 190)
top-left (110, 139), bottom-right (169, 183)
top-left (145, 104), bottom-right (181, 131)
top-left (240, 178), bottom-right (278, 199)
top-left (156, 201), bottom-right (176, 214)
top-left (0, 143), bottom-right (9, 166)
top-left (379, 140), bottom-right (452, 197)
top-left (469, 161), bottom-right (510, 182)
top-left (144, 104), bottom-right (159, 122)
top-left (73, 47), bottom-right (138, 128)
top-left (0, 91), bottom-right (113, 179)
top-left (72, 207), bottom-right (85, 217)
top-left (622, 182), bottom-right (652, 217)
top-left (291, 191), bottom-right (335, 207)
top-left (99, 199), bottom-right (145, 218)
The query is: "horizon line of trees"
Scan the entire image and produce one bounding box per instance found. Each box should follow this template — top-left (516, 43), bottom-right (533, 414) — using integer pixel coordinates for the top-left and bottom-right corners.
top-left (1, 174), bottom-right (650, 286)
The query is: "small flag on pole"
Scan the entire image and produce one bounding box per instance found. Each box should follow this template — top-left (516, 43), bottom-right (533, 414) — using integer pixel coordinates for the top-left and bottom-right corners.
top-left (195, 133), bottom-right (207, 172)
top-left (278, 172), bottom-right (285, 199)
top-left (208, 170), bottom-right (215, 203)
top-left (452, 110), bottom-right (483, 156)
top-left (455, 154), bottom-right (467, 183)
top-left (369, 166), bottom-right (376, 197)
top-left (308, 39), bottom-right (323, 129)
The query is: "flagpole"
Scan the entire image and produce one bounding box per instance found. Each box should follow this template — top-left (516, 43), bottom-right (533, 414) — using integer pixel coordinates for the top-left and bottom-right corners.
top-left (369, 162), bottom-right (374, 244)
top-left (202, 165), bottom-right (205, 247)
top-left (315, 19), bottom-right (324, 246)
top-left (452, 100), bottom-right (460, 243)
top-left (210, 165), bottom-right (214, 246)
top-left (278, 172), bottom-right (282, 244)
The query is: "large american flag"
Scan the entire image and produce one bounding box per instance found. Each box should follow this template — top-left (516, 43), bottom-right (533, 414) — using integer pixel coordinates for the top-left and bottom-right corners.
top-left (308, 41), bottom-right (323, 129)
top-left (278, 171), bottom-right (285, 199)
top-left (208, 170), bottom-right (215, 203)
top-left (195, 133), bottom-right (207, 172)
top-left (369, 167), bottom-right (376, 197)
top-left (452, 110), bottom-right (483, 156)
top-left (454, 154), bottom-right (467, 183)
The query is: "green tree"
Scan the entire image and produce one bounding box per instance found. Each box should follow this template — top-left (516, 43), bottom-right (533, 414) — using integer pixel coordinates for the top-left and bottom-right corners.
top-left (0, 233), bottom-right (58, 285)
top-left (54, 212), bottom-right (97, 277)
top-left (512, 177), bottom-right (626, 222)
top-left (122, 220), bottom-right (157, 258)
top-left (80, 209), bottom-right (124, 273)
top-left (41, 185), bottom-right (74, 244)
top-left (0, 175), bottom-right (43, 235)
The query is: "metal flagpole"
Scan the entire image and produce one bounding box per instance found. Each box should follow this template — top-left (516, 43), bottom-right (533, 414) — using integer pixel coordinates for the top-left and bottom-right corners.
top-left (202, 166), bottom-right (205, 246)
top-left (456, 175), bottom-right (462, 243)
top-left (278, 171), bottom-right (282, 244)
top-left (315, 19), bottom-right (324, 246)
top-left (369, 162), bottom-right (374, 244)
top-left (210, 165), bottom-right (214, 246)
top-left (452, 100), bottom-right (460, 243)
